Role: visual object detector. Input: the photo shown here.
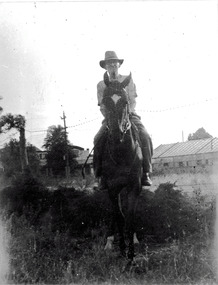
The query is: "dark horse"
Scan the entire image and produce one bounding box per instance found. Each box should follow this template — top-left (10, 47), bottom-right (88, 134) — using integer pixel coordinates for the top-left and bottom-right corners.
top-left (94, 72), bottom-right (143, 261)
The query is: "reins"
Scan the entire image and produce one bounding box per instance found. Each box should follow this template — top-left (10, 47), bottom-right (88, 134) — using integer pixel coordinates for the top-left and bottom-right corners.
top-left (81, 145), bottom-right (95, 179)
top-left (106, 122), bottom-right (140, 172)
top-left (81, 127), bottom-right (108, 179)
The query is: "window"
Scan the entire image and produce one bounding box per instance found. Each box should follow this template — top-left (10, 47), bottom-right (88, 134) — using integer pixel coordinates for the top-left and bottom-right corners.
top-left (197, 160), bottom-right (202, 166)
top-left (163, 163), bottom-right (169, 167)
top-left (179, 162), bottom-right (184, 167)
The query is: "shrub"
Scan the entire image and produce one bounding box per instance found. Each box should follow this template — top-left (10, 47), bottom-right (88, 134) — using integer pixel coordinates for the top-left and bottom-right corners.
top-left (0, 180), bottom-right (215, 243)
top-left (0, 170), bottom-right (51, 224)
top-left (135, 182), bottom-right (215, 243)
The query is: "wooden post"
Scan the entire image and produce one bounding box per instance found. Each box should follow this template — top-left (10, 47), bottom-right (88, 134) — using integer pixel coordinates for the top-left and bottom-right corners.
top-left (19, 127), bottom-right (29, 172)
top-left (61, 111), bottom-right (70, 178)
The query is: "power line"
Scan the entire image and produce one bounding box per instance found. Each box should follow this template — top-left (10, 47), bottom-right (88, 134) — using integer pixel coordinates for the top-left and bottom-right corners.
top-left (68, 117), bottom-right (101, 128)
top-left (25, 117), bottom-right (101, 134)
top-left (23, 97), bottom-right (218, 132)
top-left (2, 96), bottom-right (217, 145)
top-left (26, 129), bottom-right (48, 133)
top-left (137, 97), bottom-right (218, 113)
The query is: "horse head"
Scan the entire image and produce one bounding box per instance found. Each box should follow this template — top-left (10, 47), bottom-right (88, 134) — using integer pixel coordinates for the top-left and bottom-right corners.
top-left (102, 72), bottom-right (132, 141)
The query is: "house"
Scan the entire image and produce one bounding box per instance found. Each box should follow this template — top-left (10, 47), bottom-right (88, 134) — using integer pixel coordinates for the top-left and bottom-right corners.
top-left (72, 146), bottom-right (93, 165)
top-left (36, 145), bottom-right (93, 171)
top-left (72, 146), bottom-right (93, 174)
top-left (35, 148), bottom-right (47, 166)
top-left (152, 137), bottom-right (218, 174)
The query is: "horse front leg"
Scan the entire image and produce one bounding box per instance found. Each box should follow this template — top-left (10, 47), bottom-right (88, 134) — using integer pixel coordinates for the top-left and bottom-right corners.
top-left (126, 189), bottom-right (139, 261)
top-left (109, 191), bottom-right (126, 256)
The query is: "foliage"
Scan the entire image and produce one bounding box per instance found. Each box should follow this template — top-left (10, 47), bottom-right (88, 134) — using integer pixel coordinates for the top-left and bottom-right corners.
top-left (0, 181), bottom-right (215, 243)
top-left (0, 171), bottom-right (48, 221)
top-left (43, 125), bottom-right (78, 176)
top-left (0, 113), bottom-right (29, 171)
top-left (135, 182), bottom-right (215, 242)
top-left (0, 113), bottom-right (25, 132)
top-left (5, 220), bottom-right (216, 284)
top-left (0, 139), bottom-right (40, 177)
top-left (0, 139), bottom-right (20, 176)
top-left (26, 143), bottom-right (41, 174)
top-left (188, 127), bottom-right (213, 141)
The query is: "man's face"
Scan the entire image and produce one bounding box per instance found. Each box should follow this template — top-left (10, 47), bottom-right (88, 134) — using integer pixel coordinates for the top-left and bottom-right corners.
top-left (105, 61), bottom-right (120, 79)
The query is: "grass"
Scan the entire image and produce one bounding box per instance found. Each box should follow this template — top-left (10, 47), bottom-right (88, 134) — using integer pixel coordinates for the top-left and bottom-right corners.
top-left (0, 174), bottom-right (217, 284)
top-left (4, 219), bottom-right (217, 284)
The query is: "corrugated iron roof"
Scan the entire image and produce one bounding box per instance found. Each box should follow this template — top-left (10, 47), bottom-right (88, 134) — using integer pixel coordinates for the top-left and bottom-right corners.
top-left (152, 143), bottom-right (176, 158)
top-left (153, 138), bottom-right (218, 158)
top-left (197, 138), bottom-right (218, 153)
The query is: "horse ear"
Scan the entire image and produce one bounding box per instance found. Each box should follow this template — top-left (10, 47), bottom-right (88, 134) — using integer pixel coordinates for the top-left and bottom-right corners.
top-left (104, 72), bottom-right (110, 86)
top-left (121, 72), bottom-right (132, 88)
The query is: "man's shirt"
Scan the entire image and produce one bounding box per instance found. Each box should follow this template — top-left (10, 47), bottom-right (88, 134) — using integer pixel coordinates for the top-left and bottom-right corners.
top-left (97, 74), bottom-right (137, 117)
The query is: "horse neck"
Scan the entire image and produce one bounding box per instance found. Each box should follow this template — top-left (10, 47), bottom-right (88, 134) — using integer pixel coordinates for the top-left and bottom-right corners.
top-left (108, 128), bottom-right (136, 162)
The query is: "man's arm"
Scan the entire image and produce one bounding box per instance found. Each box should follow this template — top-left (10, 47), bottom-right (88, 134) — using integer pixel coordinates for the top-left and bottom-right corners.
top-left (126, 77), bottom-right (137, 112)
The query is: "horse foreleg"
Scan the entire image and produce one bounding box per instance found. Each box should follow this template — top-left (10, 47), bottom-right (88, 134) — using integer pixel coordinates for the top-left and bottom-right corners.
top-left (109, 193), bottom-right (126, 255)
top-left (126, 191), bottom-right (139, 260)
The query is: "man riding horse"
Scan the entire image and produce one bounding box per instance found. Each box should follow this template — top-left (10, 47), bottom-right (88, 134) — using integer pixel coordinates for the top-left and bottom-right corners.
top-left (94, 51), bottom-right (153, 190)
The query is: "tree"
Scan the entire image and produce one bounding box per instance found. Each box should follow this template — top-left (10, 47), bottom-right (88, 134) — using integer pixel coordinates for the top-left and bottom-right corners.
top-left (188, 127), bottom-right (213, 141)
top-left (26, 144), bottom-right (41, 174)
top-left (0, 113), bottom-right (29, 171)
top-left (0, 139), bottom-right (40, 177)
top-left (43, 125), bottom-right (77, 176)
top-left (0, 139), bottom-right (20, 176)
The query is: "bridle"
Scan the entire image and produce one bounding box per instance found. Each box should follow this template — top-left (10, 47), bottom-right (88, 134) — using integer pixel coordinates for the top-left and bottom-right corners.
top-left (106, 118), bottom-right (140, 170)
top-left (106, 100), bottom-right (131, 142)
top-left (118, 103), bottom-right (131, 143)
top-left (105, 96), bottom-right (138, 167)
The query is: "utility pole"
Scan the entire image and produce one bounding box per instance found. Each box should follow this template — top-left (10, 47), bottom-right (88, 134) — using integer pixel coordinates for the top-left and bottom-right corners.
top-left (182, 130), bottom-right (184, 142)
top-left (61, 111), bottom-right (70, 178)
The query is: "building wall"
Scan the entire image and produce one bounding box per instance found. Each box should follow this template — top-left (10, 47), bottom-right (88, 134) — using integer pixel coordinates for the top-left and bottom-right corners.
top-left (36, 151), bottom-right (47, 166)
top-left (151, 152), bottom-right (218, 196)
top-left (150, 170), bottom-right (218, 196)
top-left (36, 148), bottom-right (93, 172)
top-left (152, 152), bottom-right (218, 174)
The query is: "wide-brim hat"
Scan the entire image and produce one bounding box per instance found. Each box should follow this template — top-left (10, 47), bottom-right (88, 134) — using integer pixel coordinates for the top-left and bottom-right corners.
top-left (100, 51), bottom-right (124, 69)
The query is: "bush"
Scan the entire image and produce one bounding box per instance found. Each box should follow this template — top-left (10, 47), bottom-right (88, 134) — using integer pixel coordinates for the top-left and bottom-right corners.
top-left (135, 182), bottom-right (215, 243)
top-left (0, 180), bottom-right (215, 243)
top-left (0, 171), bottom-right (50, 221)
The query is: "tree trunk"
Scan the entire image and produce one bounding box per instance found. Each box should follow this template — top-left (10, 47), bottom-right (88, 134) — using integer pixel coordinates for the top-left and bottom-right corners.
top-left (19, 127), bottom-right (29, 172)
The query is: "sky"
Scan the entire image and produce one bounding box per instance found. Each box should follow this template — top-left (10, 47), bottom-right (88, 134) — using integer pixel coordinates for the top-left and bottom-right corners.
top-left (0, 0), bottom-right (218, 151)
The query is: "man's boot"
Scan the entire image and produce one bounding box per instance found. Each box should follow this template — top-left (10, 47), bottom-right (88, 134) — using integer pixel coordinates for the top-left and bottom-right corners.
top-left (141, 172), bottom-right (152, 187)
